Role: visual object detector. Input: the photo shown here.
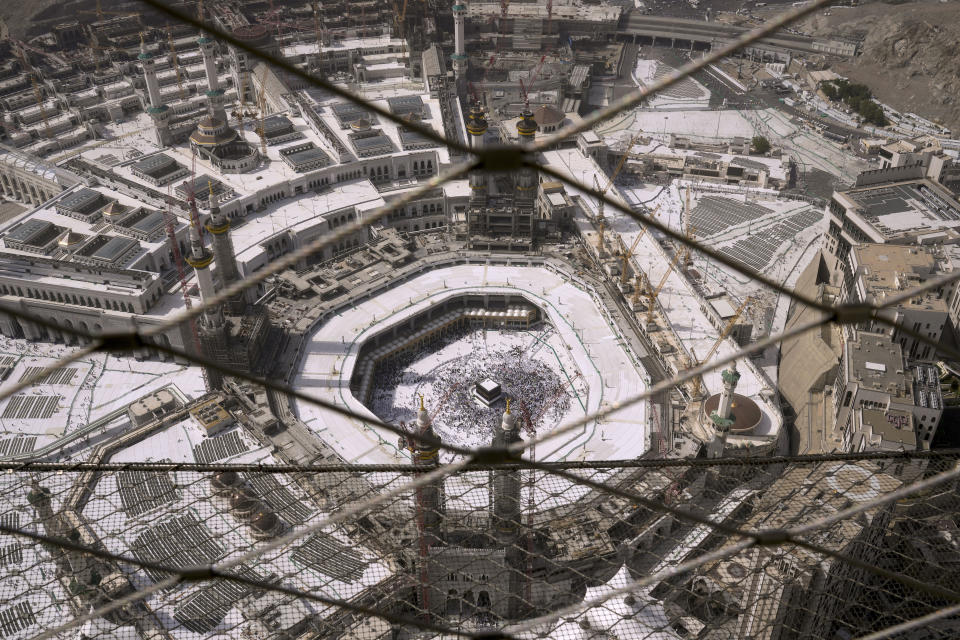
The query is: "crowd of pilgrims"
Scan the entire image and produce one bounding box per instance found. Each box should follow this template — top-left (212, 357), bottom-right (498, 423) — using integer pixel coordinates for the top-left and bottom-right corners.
top-left (370, 326), bottom-right (574, 453)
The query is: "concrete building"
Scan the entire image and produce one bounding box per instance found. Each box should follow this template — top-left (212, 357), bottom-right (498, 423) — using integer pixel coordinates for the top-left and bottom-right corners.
top-left (877, 135), bottom-right (951, 177)
top-left (658, 461), bottom-right (902, 639)
top-left (843, 243), bottom-right (952, 361)
top-left (832, 332), bottom-right (942, 451)
top-left (464, 2), bottom-right (624, 50)
top-left (463, 106), bottom-right (563, 249)
top-left (824, 172), bottom-right (960, 268)
top-left (0, 144), bottom-right (80, 206)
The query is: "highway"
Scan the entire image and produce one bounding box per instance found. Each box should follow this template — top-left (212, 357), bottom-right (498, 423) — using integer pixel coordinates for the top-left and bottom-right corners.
top-left (620, 12), bottom-right (854, 57)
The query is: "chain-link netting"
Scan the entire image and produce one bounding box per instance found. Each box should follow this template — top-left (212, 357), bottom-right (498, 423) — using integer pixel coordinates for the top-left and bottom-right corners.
top-left (0, 454), bottom-right (958, 639)
top-left (2, 0), bottom-right (960, 637)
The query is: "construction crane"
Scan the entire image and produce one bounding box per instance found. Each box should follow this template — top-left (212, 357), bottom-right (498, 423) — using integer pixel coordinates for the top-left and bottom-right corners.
top-left (86, 44), bottom-right (114, 74)
top-left (691, 297), bottom-right (752, 397)
top-left (619, 225), bottom-right (648, 288)
top-left (389, 0), bottom-right (411, 43)
top-left (632, 203), bottom-right (660, 246)
top-left (255, 66), bottom-right (269, 155)
top-left (311, 1), bottom-right (326, 77)
top-left (647, 248), bottom-right (684, 323)
top-left (166, 26), bottom-right (186, 100)
top-left (592, 174), bottom-right (607, 251)
top-left (233, 75), bottom-right (247, 129)
top-left (30, 77), bottom-right (52, 139)
top-left (522, 54), bottom-right (547, 103)
top-left (49, 127), bottom-right (149, 163)
top-left (15, 46), bottom-right (52, 140)
top-left (683, 185), bottom-right (696, 268)
top-left (79, 0), bottom-right (141, 25)
top-left (617, 203), bottom-right (661, 288)
top-left (590, 128), bottom-right (647, 252)
top-left (631, 271), bottom-right (647, 309)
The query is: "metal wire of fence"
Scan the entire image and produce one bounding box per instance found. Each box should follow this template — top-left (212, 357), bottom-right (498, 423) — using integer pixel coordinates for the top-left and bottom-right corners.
top-left (0, 0), bottom-right (958, 638)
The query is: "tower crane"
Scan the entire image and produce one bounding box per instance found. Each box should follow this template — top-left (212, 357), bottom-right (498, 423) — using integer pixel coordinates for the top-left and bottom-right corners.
top-left (79, 0), bottom-right (141, 26)
top-left (683, 185), bottom-right (696, 268)
top-left (15, 47), bottom-right (52, 140)
top-left (389, 0), bottom-right (411, 51)
top-left (592, 174), bottom-right (607, 251)
top-left (166, 26), bottom-right (186, 100)
top-left (30, 78), bottom-right (52, 140)
top-left (631, 271), bottom-right (648, 309)
top-left (691, 297), bottom-right (752, 397)
top-left (591, 128), bottom-right (647, 253)
top-left (617, 203), bottom-right (660, 289)
top-left (647, 248), bottom-right (684, 323)
top-left (618, 229), bottom-right (644, 288)
top-left (234, 74), bottom-right (246, 128)
top-left (312, 2), bottom-right (326, 77)
top-left (49, 126), bottom-right (149, 163)
top-left (256, 66), bottom-right (269, 155)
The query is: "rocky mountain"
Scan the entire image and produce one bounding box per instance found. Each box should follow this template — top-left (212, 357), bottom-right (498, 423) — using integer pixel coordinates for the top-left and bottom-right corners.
top-left (801, 1), bottom-right (960, 132)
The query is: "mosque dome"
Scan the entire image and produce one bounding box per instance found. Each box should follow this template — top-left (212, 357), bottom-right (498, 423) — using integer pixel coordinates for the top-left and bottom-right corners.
top-left (190, 116), bottom-right (240, 146)
top-left (250, 511), bottom-right (280, 536)
top-left (101, 201), bottom-right (126, 218)
top-left (350, 118), bottom-right (372, 131)
top-left (229, 488), bottom-right (261, 518)
top-left (701, 393), bottom-right (762, 434)
top-left (533, 104), bottom-right (564, 128)
top-left (58, 231), bottom-right (86, 247)
top-left (211, 471), bottom-right (241, 493)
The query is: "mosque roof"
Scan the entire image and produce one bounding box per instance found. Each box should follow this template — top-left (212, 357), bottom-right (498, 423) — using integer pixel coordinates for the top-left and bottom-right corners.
top-left (533, 104), bottom-right (564, 127)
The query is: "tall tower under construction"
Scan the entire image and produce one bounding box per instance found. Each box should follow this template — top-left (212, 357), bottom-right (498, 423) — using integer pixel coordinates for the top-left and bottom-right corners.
top-left (185, 192), bottom-right (274, 389)
top-left (205, 186), bottom-right (249, 304)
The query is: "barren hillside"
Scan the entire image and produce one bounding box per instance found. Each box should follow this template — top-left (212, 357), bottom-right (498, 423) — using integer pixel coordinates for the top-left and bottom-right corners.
top-left (801, 0), bottom-right (960, 132)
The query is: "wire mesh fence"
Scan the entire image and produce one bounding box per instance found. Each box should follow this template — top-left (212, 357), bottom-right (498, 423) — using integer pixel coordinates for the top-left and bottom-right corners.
top-left (0, 454), bottom-right (958, 639)
top-left (2, 0), bottom-right (960, 638)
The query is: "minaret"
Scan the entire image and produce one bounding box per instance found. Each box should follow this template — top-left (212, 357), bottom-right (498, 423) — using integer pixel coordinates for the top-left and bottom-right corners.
top-left (198, 31), bottom-right (228, 123)
top-left (514, 108), bottom-right (539, 205)
top-left (466, 102), bottom-right (488, 203)
top-left (707, 359), bottom-right (740, 458)
top-left (184, 205), bottom-right (224, 330)
top-left (717, 359), bottom-right (740, 421)
top-left (138, 34), bottom-right (172, 146)
top-left (412, 395), bottom-right (445, 540)
top-left (451, 2), bottom-right (467, 84)
top-left (204, 182), bottom-right (246, 301)
top-left (492, 398), bottom-right (522, 537)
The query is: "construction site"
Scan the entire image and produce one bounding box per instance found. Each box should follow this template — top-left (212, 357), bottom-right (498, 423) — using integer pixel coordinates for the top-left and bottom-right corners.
top-left (0, 0), bottom-right (957, 637)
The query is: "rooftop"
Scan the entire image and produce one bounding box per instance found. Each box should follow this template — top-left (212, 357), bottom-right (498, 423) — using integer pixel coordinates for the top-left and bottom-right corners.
top-left (846, 332), bottom-right (910, 400)
top-left (851, 243), bottom-right (950, 312)
top-left (859, 408), bottom-right (916, 449)
top-left (839, 179), bottom-right (960, 241)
